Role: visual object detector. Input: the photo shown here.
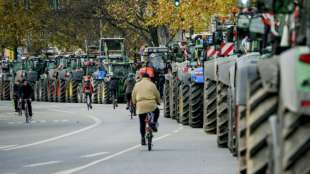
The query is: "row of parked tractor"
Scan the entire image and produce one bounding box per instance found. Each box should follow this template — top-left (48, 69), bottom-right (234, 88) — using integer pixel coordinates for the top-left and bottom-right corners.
top-left (0, 38), bottom-right (133, 104)
top-left (163, 1), bottom-right (310, 174)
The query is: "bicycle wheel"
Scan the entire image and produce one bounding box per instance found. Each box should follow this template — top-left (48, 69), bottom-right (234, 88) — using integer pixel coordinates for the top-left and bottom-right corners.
top-left (86, 96), bottom-right (90, 110)
top-left (147, 132), bottom-right (153, 151)
top-left (25, 102), bottom-right (29, 123)
top-left (18, 100), bottom-right (22, 116)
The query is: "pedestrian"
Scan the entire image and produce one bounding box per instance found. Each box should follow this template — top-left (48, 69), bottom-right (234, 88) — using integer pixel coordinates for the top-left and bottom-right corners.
top-left (124, 73), bottom-right (136, 110)
top-left (13, 81), bottom-right (22, 112)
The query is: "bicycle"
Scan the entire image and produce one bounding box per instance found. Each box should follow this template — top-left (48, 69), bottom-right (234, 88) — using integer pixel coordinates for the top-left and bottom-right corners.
top-left (145, 112), bottom-right (155, 151)
top-left (23, 99), bottom-right (31, 123)
top-left (17, 98), bottom-right (23, 116)
top-left (111, 91), bottom-right (118, 110)
top-left (85, 93), bottom-right (92, 110)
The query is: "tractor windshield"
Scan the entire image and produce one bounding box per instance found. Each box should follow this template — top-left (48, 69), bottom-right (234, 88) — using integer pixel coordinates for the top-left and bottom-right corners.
top-left (111, 64), bottom-right (131, 78)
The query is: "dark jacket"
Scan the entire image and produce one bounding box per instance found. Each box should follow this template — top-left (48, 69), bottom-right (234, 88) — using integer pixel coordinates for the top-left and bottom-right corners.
top-left (109, 78), bottom-right (118, 91)
top-left (124, 78), bottom-right (135, 94)
top-left (21, 84), bottom-right (33, 99)
top-left (13, 83), bottom-right (22, 97)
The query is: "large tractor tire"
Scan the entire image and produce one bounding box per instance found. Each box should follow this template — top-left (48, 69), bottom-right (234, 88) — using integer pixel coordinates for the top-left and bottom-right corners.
top-left (203, 79), bottom-right (217, 134)
top-left (281, 111), bottom-right (310, 174)
top-left (40, 80), bottom-right (48, 102)
top-left (246, 77), bottom-right (278, 174)
top-left (164, 80), bottom-right (170, 118)
top-left (171, 78), bottom-right (179, 120)
top-left (0, 81), bottom-right (3, 100)
top-left (93, 81), bottom-right (99, 104)
top-left (58, 80), bottom-right (66, 102)
top-left (101, 82), bottom-right (110, 104)
top-left (77, 83), bottom-right (83, 103)
top-left (71, 81), bottom-right (78, 103)
top-left (238, 106), bottom-right (247, 174)
top-left (228, 86), bottom-right (237, 156)
top-left (189, 83), bottom-right (203, 128)
top-left (2, 81), bottom-right (10, 100)
top-left (178, 83), bottom-right (190, 125)
top-left (96, 84), bottom-right (102, 104)
top-left (47, 80), bottom-right (53, 102)
top-left (216, 82), bottom-right (229, 147)
top-left (33, 81), bottom-right (39, 101)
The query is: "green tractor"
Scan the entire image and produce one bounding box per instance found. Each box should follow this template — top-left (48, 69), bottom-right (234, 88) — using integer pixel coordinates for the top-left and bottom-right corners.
top-left (0, 59), bottom-right (13, 100)
top-left (38, 59), bottom-right (56, 102)
top-left (99, 38), bottom-right (133, 103)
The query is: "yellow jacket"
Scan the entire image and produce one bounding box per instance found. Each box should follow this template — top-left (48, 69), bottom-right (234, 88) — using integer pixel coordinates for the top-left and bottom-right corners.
top-left (132, 78), bottom-right (161, 115)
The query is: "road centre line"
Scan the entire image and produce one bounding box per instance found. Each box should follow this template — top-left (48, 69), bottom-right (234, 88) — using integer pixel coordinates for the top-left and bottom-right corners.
top-left (81, 152), bottom-right (109, 158)
top-left (3, 114), bottom-right (102, 151)
top-left (24, 161), bottom-right (62, 168)
top-left (0, 145), bottom-right (18, 149)
top-left (53, 133), bottom-right (175, 174)
top-left (49, 109), bottom-right (75, 114)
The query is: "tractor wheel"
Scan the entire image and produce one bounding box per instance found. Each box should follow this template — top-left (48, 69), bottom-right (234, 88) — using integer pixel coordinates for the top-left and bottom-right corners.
top-left (59, 80), bottom-right (66, 102)
top-left (3, 81), bottom-right (10, 100)
top-left (246, 77), bottom-right (278, 174)
top-left (171, 77), bottom-right (179, 120)
top-left (189, 83), bottom-right (203, 128)
top-left (97, 84), bottom-right (102, 104)
top-left (178, 83), bottom-right (190, 125)
top-left (93, 82), bottom-right (98, 104)
top-left (65, 81), bottom-right (70, 103)
top-left (228, 86), bottom-right (237, 156)
top-left (77, 83), bottom-right (83, 103)
top-left (281, 111), bottom-right (310, 174)
top-left (203, 79), bottom-right (217, 134)
top-left (216, 82), bottom-right (229, 147)
top-left (0, 81), bottom-right (3, 100)
top-left (40, 80), bottom-right (47, 102)
top-left (164, 80), bottom-right (170, 118)
top-left (71, 81), bottom-right (78, 103)
top-left (102, 82), bottom-right (110, 104)
top-left (238, 106), bottom-right (247, 174)
top-left (34, 81), bottom-right (39, 101)
top-left (47, 80), bottom-right (52, 102)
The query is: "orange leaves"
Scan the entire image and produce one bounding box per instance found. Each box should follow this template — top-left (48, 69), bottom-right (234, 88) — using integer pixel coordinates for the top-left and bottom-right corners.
top-left (148, 0), bottom-right (235, 33)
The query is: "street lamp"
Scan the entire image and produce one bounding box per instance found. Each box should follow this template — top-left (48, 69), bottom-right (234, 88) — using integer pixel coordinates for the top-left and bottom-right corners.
top-left (175, 0), bottom-right (180, 7)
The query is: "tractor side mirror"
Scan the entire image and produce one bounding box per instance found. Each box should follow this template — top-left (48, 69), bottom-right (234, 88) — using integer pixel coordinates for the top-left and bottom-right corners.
top-left (237, 0), bottom-right (251, 8)
top-left (237, 14), bottom-right (250, 30)
top-left (249, 16), bottom-right (265, 34)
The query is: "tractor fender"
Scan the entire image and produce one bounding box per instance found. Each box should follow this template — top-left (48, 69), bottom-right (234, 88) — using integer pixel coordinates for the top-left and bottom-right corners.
top-left (218, 56), bottom-right (237, 86)
top-left (257, 56), bottom-right (279, 93)
top-left (278, 46), bottom-right (310, 114)
top-left (205, 59), bottom-right (217, 81)
top-left (71, 70), bottom-right (84, 81)
top-left (235, 52), bottom-right (260, 105)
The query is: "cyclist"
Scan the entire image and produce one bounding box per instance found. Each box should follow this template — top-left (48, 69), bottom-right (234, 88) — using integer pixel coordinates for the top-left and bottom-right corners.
top-left (83, 76), bottom-right (94, 109)
top-left (13, 81), bottom-right (22, 112)
top-left (109, 75), bottom-right (118, 107)
top-left (20, 80), bottom-right (33, 118)
top-left (124, 73), bottom-right (136, 110)
top-left (132, 72), bottom-right (160, 145)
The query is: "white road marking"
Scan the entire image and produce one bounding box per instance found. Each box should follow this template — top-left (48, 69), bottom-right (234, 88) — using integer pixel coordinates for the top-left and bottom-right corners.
top-left (53, 133), bottom-right (173, 174)
top-left (54, 120), bottom-right (60, 123)
top-left (24, 161), bottom-right (61, 168)
top-left (61, 120), bottom-right (69, 123)
top-left (0, 145), bottom-right (18, 149)
top-left (3, 114), bottom-right (102, 151)
top-left (173, 130), bottom-right (179, 133)
top-left (81, 152), bottom-right (109, 158)
top-left (50, 109), bottom-right (75, 114)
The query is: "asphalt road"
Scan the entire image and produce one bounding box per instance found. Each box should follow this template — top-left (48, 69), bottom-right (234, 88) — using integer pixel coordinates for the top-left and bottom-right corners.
top-left (0, 101), bottom-right (237, 174)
